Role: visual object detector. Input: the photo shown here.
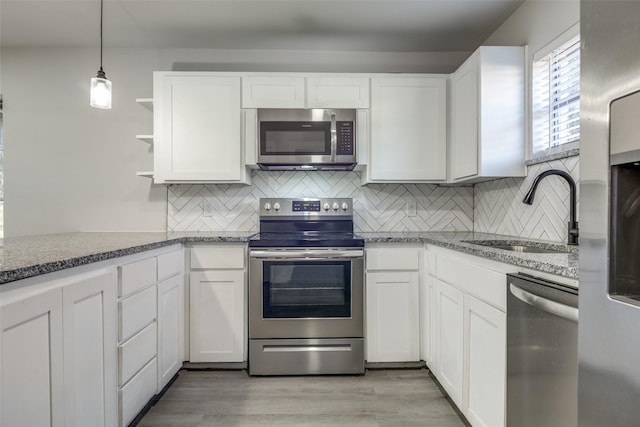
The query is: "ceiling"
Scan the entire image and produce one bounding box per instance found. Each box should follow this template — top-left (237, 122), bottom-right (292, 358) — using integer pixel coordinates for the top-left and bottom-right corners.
top-left (0, 0), bottom-right (524, 52)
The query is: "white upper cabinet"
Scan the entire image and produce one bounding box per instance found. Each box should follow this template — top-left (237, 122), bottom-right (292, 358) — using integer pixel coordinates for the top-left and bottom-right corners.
top-left (365, 76), bottom-right (447, 183)
top-left (242, 75), bottom-right (370, 109)
top-left (449, 46), bottom-right (525, 183)
top-left (242, 76), bottom-right (305, 108)
top-left (154, 72), bottom-right (250, 184)
top-left (306, 77), bottom-right (370, 108)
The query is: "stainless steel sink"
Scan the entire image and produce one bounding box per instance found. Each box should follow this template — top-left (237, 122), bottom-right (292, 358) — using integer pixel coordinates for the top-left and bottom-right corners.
top-left (463, 240), bottom-right (573, 254)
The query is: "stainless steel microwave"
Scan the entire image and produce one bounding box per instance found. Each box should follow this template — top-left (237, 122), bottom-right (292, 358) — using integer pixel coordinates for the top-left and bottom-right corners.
top-left (257, 109), bottom-right (357, 171)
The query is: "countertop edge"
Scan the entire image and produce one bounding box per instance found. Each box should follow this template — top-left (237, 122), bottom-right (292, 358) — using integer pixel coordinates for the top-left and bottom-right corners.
top-left (0, 233), bottom-right (577, 285)
top-left (361, 235), bottom-right (578, 280)
top-left (0, 238), bottom-right (186, 285)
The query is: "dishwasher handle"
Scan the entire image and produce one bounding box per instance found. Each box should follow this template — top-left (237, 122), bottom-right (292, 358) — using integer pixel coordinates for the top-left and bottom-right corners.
top-left (509, 282), bottom-right (579, 322)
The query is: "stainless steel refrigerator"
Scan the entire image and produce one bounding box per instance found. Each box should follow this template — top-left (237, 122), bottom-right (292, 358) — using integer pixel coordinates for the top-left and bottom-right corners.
top-left (580, 1), bottom-right (640, 425)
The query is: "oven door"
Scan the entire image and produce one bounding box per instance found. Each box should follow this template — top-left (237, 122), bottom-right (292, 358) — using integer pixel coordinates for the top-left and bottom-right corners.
top-left (249, 249), bottom-right (364, 339)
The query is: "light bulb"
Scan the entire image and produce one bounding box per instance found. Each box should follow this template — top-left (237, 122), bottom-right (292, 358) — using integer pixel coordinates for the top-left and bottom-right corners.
top-left (90, 76), bottom-right (112, 109)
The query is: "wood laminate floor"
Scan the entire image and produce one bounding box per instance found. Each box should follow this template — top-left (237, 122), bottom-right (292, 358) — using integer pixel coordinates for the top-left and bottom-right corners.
top-left (137, 369), bottom-right (468, 427)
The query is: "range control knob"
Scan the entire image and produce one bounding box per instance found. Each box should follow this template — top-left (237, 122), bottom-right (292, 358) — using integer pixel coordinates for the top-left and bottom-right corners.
top-left (332, 202), bottom-right (340, 211)
top-left (264, 202), bottom-right (271, 211)
top-left (273, 202), bottom-right (281, 211)
top-left (323, 202), bottom-right (331, 211)
top-left (341, 202), bottom-right (349, 211)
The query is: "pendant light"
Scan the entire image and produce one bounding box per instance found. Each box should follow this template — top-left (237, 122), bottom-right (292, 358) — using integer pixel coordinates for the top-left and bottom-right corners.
top-left (90, 0), bottom-right (112, 109)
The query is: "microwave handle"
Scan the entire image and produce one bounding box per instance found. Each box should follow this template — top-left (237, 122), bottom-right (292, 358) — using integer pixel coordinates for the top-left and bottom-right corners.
top-left (330, 111), bottom-right (337, 162)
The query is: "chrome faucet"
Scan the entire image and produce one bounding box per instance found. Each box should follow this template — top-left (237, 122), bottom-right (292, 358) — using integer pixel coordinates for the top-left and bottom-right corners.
top-left (522, 169), bottom-right (579, 245)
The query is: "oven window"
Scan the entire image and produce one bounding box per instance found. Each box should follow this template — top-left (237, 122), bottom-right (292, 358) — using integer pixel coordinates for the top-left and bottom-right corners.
top-left (263, 261), bottom-right (351, 318)
top-left (260, 121), bottom-right (330, 155)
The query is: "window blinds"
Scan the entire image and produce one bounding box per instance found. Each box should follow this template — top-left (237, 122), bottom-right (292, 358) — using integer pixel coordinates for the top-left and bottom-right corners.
top-left (532, 35), bottom-right (580, 154)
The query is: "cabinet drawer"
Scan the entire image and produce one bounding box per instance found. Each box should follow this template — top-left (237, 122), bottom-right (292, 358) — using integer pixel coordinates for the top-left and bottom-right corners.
top-left (191, 246), bottom-right (245, 269)
top-left (157, 250), bottom-right (184, 282)
top-left (366, 247), bottom-right (420, 271)
top-left (119, 357), bottom-right (157, 427)
top-left (119, 257), bottom-right (157, 298)
top-left (119, 322), bottom-right (157, 387)
top-left (119, 286), bottom-right (157, 342)
top-left (436, 253), bottom-right (506, 311)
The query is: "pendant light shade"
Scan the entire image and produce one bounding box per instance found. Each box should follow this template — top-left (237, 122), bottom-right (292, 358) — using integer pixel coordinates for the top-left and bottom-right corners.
top-left (90, 0), bottom-right (111, 109)
top-left (90, 69), bottom-right (112, 109)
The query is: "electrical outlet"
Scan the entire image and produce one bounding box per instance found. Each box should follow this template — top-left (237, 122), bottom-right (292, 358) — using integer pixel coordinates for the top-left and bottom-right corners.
top-left (203, 201), bottom-right (214, 217)
top-left (407, 199), bottom-right (417, 217)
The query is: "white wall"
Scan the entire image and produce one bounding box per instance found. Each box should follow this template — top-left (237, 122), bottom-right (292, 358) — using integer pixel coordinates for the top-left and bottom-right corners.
top-left (483, 0), bottom-right (579, 53)
top-left (1, 46), bottom-right (468, 237)
top-left (3, 47), bottom-right (167, 237)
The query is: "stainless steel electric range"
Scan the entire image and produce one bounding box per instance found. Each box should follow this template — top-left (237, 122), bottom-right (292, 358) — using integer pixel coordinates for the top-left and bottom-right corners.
top-left (248, 198), bottom-right (365, 376)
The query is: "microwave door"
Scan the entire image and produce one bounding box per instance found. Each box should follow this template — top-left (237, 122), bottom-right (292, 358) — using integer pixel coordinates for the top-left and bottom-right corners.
top-left (259, 121), bottom-right (332, 166)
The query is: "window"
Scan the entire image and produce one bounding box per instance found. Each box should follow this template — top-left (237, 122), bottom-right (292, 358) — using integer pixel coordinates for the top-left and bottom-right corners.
top-left (532, 27), bottom-right (580, 158)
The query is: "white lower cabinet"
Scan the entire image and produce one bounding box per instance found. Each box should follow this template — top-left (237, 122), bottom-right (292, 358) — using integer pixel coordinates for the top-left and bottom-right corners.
top-left (0, 269), bottom-right (117, 427)
top-left (1, 287), bottom-right (65, 427)
top-left (434, 279), bottom-right (465, 407)
top-left (189, 244), bottom-right (247, 363)
top-left (365, 245), bottom-right (421, 362)
top-left (117, 245), bottom-right (184, 426)
top-left (119, 357), bottom-right (158, 427)
top-left (464, 294), bottom-right (505, 427)
top-left (62, 270), bottom-right (118, 427)
top-left (0, 245), bottom-right (185, 427)
top-left (157, 274), bottom-right (185, 389)
top-left (190, 270), bottom-right (245, 362)
top-left (428, 247), bottom-right (507, 427)
top-left (366, 271), bottom-right (420, 362)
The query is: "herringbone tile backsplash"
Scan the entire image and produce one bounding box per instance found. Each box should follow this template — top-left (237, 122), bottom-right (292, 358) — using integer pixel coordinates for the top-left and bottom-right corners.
top-left (168, 158), bottom-right (579, 241)
top-left (168, 171), bottom-right (474, 233)
top-left (474, 157), bottom-right (579, 243)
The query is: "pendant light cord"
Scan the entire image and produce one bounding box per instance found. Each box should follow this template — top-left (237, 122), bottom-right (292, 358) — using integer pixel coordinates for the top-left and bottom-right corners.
top-left (100, 0), bottom-right (104, 71)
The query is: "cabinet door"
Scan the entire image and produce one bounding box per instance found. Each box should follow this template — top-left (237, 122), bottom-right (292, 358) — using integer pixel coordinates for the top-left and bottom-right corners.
top-left (62, 270), bottom-right (117, 427)
top-left (464, 294), bottom-right (506, 427)
top-left (366, 271), bottom-right (420, 362)
top-left (434, 279), bottom-right (464, 407)
top-left (157, 275), bottom-right (184, 390)
top-left (420, 273), bottom-right (435, 368)
top-left (1, 288), bottom-right (65, 427)
top-left (306, 77), bottom-right (370, 108)
top-left (155, 74), bottom-right (243, 182)
top-left (450, 53), bottom-right (479, 181)
top-left (242, 76), bottom-right (305, 108)
top-left (190, 270), bottom-right (245, 362)
top-left (369, 77), bottom-right (447, 181)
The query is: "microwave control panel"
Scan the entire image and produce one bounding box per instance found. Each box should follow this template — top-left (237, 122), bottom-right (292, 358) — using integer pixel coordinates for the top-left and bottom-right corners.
top-left (337, 122), bottom-right (354, 155)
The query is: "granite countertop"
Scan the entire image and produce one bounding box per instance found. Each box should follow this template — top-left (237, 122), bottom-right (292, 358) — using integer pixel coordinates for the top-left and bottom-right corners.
top-left (0, 231), bottom-right (255, 285)
top-left (0, 230), bottom-right (578, 286)
top-left (359, 231), bottom-right (579, 280)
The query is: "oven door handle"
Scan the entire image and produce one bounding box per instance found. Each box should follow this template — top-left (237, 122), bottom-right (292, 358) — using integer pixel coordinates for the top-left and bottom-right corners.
top-left (250, 249), bottom-right (364, 259)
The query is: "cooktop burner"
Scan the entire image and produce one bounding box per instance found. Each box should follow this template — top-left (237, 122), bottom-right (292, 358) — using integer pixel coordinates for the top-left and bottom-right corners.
top-left (249, 197), bottom-right (363, 248)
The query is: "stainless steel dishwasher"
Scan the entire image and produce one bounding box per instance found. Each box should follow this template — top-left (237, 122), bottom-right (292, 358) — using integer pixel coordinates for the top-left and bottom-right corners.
top-left (506, 273), bottom-right (579, 427)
